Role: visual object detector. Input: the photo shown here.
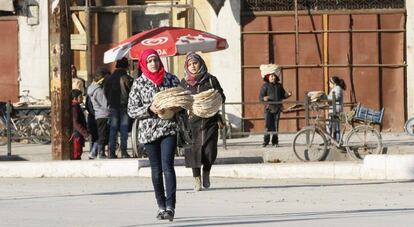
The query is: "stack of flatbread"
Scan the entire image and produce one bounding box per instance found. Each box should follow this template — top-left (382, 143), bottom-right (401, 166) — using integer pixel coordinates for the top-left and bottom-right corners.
top-left (192, 89), bottom-right (223, 118)
top-left (152, 87), bottom-right (194, 119)
top-left (307, 91), bottom-right (326, 103)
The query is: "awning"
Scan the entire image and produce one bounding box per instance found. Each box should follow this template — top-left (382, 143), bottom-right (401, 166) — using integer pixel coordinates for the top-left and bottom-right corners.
top-left (0, 0), bottom-right (14, 12)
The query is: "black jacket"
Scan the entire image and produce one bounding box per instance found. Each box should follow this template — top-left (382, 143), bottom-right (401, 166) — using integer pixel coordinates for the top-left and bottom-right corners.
top-left (104, 68), bottom-right (132, 109)
top-left (259, 82), bottom-right (289, 113)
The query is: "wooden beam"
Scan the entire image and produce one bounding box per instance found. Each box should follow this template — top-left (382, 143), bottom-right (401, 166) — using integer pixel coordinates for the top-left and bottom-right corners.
top-left (49, 0), bottom-right (72, 160)
top-left (71, 13), bottom-right (85, 34)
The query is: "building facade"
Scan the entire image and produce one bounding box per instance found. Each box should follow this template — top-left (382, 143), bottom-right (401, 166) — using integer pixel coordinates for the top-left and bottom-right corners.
top-left (0, 0), bottom-right (413, 132)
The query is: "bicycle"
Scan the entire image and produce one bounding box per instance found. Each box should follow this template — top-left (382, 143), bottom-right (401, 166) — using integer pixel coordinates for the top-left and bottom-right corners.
top-left (0, 102), bottom-right (51, 145)
top-left (292, 102), bottom-right (384, 161)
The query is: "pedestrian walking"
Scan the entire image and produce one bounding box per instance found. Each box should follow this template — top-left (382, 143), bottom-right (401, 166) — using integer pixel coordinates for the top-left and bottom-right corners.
top-left (104, 58), bottom-right (133, 158)
top-left (180, 52), bottom-right (226, 191)
top-left (128, 49), bottom-right (180, 222)
top-left (259, 64), bottom-right (291, 147)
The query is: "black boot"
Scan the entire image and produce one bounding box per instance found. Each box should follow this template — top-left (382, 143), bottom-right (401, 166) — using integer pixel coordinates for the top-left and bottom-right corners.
top-left (272, 134), bottom-right (279, 146)
top-left (202, 170), bottom-right (210, 188)
top-left (109, 151), bottom-right (117, 159)
top-left (263, 134), bottom-right (270, 147)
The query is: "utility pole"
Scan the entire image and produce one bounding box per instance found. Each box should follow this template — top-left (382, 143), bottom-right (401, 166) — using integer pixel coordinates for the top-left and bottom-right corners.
top-left (49, 0), bottom-right (72, 160)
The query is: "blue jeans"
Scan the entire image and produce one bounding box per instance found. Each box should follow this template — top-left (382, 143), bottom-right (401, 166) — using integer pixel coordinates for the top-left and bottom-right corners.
top-left (144, 135), bottom-right (177, 210)
top-left (109, 108), bottom-right (129, 155)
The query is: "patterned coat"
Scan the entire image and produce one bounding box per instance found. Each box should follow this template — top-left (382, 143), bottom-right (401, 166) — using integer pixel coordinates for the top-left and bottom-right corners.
top-left (127, 73), bottom-right (180, 144)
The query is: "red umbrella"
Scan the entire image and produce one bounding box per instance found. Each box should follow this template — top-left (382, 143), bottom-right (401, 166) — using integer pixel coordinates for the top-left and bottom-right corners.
top-left (103, 26), bottom-right (228, 63)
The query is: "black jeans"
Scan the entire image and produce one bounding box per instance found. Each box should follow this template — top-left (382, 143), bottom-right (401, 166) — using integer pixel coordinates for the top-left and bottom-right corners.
top-left (263, 110), bottom-right (281, 145)
top-left (144, 135), bottom-right (177, 210)
top-left (96, 118), bottom-right (109, 146)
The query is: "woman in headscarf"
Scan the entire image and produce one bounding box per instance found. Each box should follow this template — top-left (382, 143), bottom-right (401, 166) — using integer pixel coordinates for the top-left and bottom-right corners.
top-left (128, 49), bottom-right (180, 222)
top-left (180, 52), bottom-right (226, 191)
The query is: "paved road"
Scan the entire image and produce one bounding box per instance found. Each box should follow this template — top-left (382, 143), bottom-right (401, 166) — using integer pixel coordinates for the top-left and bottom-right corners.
top-left (0, 177), bottom-right (413, 226)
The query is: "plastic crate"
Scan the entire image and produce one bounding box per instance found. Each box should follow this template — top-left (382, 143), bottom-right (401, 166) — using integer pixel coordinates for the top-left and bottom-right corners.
top-left (353, 103), bottom-right (384, 124)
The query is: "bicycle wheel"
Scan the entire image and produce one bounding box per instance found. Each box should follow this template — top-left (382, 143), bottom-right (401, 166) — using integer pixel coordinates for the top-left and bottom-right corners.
top-left (404, 117), bottom-right (414, 136)
top-left (292, 127), bottom-right (329, 161)
top-left (31, 124), bottom-right (51, 144)
top-left (0, 120), bottom-right (7, 145)
top-left (31, 114), bottom-right (51, 145)
top-left (345, 125), bottom-right (382, 161)
top-left (130, 119), bottom-right (146, 158)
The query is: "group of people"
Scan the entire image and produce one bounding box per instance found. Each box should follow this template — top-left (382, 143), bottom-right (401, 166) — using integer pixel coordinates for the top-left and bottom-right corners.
top-left (70, 58), bottom-right (133, 160)
top-left (70, 49), bottom-right (346, 222)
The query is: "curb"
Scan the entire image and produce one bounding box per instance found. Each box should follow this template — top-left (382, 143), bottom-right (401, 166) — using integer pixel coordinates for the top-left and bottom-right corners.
top-left (0, 155), bottom-right (413, 180)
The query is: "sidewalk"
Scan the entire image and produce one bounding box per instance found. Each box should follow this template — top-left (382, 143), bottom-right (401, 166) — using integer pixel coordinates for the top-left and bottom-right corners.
top-left (1, 133), bottom-right (414, 180)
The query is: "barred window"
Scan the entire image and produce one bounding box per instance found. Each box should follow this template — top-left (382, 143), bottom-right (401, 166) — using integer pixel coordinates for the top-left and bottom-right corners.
top-left (243, 0), bottom-right (405, 11)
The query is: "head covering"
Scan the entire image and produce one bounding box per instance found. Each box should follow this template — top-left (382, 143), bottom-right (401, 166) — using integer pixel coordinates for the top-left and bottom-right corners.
top-left (116, 57), bottom-right (129, 69)
top-left (260, 64), bottom-right (281, 79)
top-left (184, 52), bottom-right (208, 86)
top-left (138, 49), bottom-right (165, 86)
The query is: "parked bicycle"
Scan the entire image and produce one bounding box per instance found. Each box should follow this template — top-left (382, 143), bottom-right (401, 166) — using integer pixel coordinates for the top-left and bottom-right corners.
top-left (404, 116), bottom-right (414, 136)
top-left (0, 102), bottom-right (51, 145)
top-left (292, 102), bottom-right (384, 161)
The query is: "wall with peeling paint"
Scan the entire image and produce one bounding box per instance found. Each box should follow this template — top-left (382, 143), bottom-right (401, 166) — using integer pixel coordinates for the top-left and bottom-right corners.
top-left (18, 0), bottom-right (50, 101)
top-left (193, 0), bottom-right (242, 130)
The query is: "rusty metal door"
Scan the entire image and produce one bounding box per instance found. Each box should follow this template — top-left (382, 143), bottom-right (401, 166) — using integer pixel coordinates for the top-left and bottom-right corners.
top-left (242, 10), bottom-right (405, 132)
top-left (0, 18), bottom-right (19, 103)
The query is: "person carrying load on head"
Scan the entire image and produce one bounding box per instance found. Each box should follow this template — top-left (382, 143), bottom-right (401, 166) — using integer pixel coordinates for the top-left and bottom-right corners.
top-left (259, 64), bottom-right (291, 147)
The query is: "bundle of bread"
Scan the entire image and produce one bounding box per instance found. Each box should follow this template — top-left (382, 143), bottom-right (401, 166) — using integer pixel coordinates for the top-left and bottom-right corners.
top-left (307, 91), bottom-right (326, 103)
top-left (192, 89), bottom-right (223, 118)
top-left (152, 87), bottom-right (194, 119)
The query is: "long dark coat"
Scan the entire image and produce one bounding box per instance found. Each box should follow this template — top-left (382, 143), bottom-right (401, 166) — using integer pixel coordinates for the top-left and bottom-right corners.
top-left (180, 74), bottom-right (226, 168)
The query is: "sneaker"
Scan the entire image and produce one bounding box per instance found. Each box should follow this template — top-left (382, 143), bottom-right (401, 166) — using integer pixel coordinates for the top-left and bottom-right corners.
top-left (163, 208), bottom-right (175, 222)
top-left (262, 143), bottom-right (268, 147)
top-left (156, 209), bottom-right (165, 220)
top-left (88, 154), bottom-right (96, 160)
